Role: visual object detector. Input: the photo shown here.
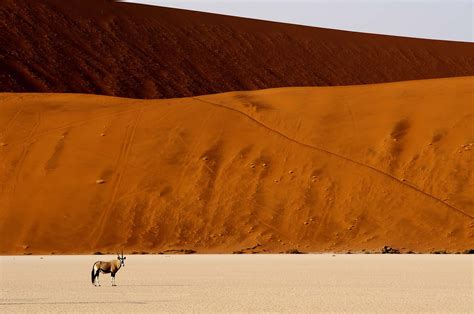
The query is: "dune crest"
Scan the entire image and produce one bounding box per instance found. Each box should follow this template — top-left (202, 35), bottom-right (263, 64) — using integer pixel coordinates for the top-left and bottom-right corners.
top-left (0, 77), bottom-right (473, 254)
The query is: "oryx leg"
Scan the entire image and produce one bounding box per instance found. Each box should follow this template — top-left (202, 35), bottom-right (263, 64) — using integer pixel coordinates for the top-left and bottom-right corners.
top-left (111, 273), bottom-right (116, 286)
top-left (96, 270), bottom-right (101, 286)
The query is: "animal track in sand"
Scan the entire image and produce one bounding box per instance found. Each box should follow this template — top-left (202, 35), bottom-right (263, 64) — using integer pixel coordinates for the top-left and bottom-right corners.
top-left (194, 97), bottom-right (473, 220)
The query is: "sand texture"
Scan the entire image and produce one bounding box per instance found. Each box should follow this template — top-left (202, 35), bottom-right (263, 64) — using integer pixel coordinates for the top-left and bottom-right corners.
top-left (1, 255), bottom-right (473, 312)
top-left (1, 0), bottom-right (473, 98)
top-left (0, 77), bottom-right (473, 254)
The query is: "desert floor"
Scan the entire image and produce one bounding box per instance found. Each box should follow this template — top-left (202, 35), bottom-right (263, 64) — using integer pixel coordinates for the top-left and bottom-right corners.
top-left (0, 255), bottom-right (472, 312)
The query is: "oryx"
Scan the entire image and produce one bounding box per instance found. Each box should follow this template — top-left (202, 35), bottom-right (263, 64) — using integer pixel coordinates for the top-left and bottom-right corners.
top-left (91, 251), bottom-right (126, 286)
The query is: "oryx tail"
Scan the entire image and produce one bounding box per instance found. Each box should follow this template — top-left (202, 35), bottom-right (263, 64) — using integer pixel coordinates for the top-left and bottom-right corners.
top-left (91, 266), bottom-right (94, 284)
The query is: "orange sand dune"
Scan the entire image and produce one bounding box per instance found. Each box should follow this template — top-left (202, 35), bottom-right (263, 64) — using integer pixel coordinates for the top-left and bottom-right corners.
top-left (0, 77), bottom-right (473, 254)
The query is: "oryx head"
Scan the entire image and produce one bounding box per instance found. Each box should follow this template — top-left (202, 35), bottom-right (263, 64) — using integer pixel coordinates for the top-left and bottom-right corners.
top-left (117, 250), bottom-right (126, 267)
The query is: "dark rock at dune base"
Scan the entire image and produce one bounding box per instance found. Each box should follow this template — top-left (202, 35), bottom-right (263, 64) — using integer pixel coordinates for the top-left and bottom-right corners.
top-left (160, 249), bottom-right (197, 254)
top-left (381, 246), bottom-right (400, 254)
top-left (285, 249), bottom-right (305, 254)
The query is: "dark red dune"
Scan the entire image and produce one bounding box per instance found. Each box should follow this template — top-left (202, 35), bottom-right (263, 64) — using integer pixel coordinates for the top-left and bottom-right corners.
top-left (0, 0), bottom-right (473, 99)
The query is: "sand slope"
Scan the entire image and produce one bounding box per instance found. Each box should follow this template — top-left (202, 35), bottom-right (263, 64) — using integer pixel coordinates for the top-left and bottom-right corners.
top-left (1, 0), bottom-right (473, 98)
top-left (0, 77), bottom-right (473, 254)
